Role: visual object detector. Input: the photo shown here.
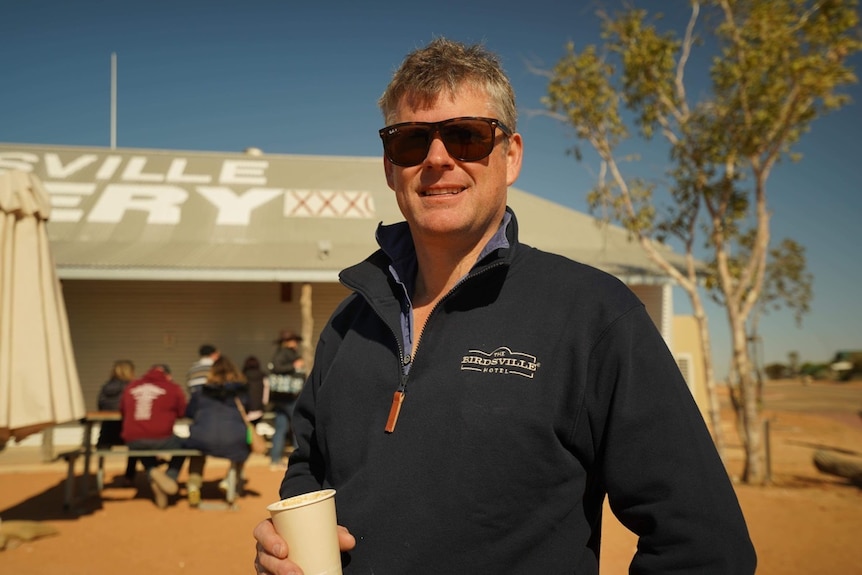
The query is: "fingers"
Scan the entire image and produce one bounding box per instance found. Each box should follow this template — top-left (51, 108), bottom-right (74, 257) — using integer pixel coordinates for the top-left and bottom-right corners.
top-left (254, 518), bottom-right (302, 574)
top-left (337, 525), bottom-right (357, 551)
top-left (254, 519), bottom-right (287, 558)
top-left (253, 519), bottom-right (354, 574)
top-left (255, 542), bottom-right (304, 575)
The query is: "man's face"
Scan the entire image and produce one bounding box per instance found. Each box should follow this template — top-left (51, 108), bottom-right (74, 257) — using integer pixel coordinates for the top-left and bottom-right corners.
top-left (383, 86), bottom-right (523, 249)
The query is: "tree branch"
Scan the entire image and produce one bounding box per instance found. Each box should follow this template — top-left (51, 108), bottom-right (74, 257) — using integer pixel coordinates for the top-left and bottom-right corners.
top-left (675, 1), bottom-right (698, 118)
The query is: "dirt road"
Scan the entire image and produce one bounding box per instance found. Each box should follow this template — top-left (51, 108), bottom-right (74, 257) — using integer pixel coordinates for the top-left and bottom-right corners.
top-left (1, 379), bottom-right (861, 574)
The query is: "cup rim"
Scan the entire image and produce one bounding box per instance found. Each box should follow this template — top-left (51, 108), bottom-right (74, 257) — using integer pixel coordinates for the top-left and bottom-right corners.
top-left (267, 488), bottom-right (336, 513)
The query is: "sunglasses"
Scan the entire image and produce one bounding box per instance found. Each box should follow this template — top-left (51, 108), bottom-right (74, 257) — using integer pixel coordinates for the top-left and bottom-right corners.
top-left (379, 116), bottom-right (512, 167)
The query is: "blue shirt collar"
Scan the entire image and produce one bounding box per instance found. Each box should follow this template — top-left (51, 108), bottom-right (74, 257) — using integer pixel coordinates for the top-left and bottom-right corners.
top-left (374, 210), bottom-right (512, 296)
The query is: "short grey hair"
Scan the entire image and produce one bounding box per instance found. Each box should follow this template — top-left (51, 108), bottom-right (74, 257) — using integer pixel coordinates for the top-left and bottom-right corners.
top-left (378, 37), bottom-right (517, 131)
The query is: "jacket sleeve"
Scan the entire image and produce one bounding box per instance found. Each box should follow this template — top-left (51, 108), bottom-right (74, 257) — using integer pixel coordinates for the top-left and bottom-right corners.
top-left (184, 390), bottom-right (197, 419)
top-left (279, 332), bottom-right (335, 498)
top-left (588, 306), bottom-right (756, 574)
top-left (119, 388), bottom-right (129, 418)
top-left (278, 295), bottom-right (363, 499)
top-left (97, 379), bottom-right (125, 411)
top-left (174, 386), bottom-right (189, 420)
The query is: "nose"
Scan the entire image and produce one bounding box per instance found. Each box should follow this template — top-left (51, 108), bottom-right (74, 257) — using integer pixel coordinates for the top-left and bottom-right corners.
top-left (422, 130), bottom-right (454, 167)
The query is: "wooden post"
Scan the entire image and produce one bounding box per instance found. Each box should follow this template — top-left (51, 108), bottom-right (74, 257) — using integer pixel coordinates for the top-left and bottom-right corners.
top-left (763, 419), bottom-right (772, 484)
top-left (300, 283), bottom-right (314, 368)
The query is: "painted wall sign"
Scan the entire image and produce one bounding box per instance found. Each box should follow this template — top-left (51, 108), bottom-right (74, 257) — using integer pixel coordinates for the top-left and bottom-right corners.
top-left (0, 146), bottom-right (378, 225)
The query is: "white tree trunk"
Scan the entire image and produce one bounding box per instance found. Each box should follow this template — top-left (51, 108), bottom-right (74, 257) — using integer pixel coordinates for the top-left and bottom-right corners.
top-left (690, 295), bottom-right (726, 459)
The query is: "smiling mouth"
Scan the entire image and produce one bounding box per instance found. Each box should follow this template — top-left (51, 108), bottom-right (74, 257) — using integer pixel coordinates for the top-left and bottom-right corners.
top-left (420, 187), bottom-right (464, 197)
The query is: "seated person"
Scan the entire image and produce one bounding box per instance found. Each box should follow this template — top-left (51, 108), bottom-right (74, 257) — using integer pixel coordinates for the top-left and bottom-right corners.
top-left (183, 355), bottom-right (251, 507)
top-left (96, 359), bottom-right (138, 485)
top-left (120, 364), bottom-right (188, 509)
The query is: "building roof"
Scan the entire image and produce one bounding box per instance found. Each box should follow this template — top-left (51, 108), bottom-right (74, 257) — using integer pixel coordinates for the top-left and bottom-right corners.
top-left (0, 142), bottom-right (686, 284)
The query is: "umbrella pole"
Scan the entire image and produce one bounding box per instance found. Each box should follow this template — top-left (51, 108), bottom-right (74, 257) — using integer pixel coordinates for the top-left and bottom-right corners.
top-left (41, 428), bottom-right (54, 462)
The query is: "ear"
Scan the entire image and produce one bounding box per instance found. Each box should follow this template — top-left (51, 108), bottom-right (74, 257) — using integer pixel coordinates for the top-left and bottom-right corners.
top-left (383, 157), bottom-right (396, 191)
top-left (505, 133), bottom-right (523, 187)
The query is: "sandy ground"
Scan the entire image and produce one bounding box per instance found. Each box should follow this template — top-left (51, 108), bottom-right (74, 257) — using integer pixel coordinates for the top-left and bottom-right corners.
top-left (1, 379), bottom-right (861, 574)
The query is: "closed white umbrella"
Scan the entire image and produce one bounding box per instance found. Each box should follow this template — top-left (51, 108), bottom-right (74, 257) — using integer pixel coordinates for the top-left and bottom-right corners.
top-left (0, 169), bottom-right (84, 448)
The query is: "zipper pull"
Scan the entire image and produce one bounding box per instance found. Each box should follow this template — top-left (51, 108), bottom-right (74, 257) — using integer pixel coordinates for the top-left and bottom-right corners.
top-left (384, 377), bottom-right (408, 433)
top-left (384, 390), bottom-right (405, 433)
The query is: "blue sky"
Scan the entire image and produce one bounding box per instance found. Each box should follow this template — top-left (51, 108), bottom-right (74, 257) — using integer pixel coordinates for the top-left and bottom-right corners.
top-left (2, 0), bottom-right (860, 376)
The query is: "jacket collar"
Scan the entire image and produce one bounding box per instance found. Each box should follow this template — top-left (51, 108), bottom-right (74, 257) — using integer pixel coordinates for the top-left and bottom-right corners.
top-left (340, 206), bottom-right (520, 295)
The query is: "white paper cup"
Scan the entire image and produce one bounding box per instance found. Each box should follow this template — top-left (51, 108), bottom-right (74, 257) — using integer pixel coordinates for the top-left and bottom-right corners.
top-left (266, 489), bottom-right (342, 575)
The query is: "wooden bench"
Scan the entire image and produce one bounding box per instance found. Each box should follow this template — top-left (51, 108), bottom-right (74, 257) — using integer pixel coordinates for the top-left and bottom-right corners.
top-left (57, 447), bottom-right (240, 509)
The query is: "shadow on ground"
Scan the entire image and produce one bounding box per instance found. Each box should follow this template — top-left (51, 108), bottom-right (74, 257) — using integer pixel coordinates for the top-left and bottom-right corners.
top-left (0, 478), bottom-right (102, 521)
top-left (0, 473), bottom-right (263, 522)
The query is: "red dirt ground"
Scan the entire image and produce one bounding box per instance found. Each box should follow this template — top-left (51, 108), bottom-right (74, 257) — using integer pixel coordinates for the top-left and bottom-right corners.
top-left (1, 379), bottom-right (861, 574)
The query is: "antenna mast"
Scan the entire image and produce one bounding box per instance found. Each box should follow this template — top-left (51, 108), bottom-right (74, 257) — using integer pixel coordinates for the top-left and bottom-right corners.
top-left (110, 52), bottom-right (117, 149)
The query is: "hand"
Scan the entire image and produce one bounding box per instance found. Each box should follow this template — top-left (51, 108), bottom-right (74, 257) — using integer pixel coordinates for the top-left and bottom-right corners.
top-left (253, 518), bottom-right (356, 574)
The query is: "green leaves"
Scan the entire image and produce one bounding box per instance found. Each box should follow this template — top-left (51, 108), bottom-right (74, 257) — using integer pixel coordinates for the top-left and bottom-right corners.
top-left (544, 42), bottom-right (626, 156)
top-left (711, 0), bottom-right (861, 160)
top-left (543, 0), bottom-right (859, 295)
top-left (543, 1), bottom-right (858, 482)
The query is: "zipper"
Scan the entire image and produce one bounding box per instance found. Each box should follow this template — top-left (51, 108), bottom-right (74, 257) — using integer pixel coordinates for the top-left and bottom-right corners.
top-left (384, 371), bottom-right (408, 433)
top-left (382, 261), bottom-right (506, 433)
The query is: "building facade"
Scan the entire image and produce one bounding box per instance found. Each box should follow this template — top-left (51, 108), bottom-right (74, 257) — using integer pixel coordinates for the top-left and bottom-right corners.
top-left (0, 143), bottom-right (696, 411)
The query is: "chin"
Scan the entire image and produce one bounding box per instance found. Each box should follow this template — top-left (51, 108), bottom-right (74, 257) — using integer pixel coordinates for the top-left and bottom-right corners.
top-left (414, 213), bottom-right (477, 240)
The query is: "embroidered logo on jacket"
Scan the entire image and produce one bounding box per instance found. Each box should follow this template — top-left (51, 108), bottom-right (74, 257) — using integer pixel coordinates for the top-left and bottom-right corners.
top-left (460, 346), bottom-right (540, 378)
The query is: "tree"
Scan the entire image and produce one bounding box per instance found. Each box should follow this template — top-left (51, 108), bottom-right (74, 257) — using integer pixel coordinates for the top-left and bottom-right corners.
top-left (743, 239), bottom-right (813, 399)
top-left (542, 0), bottom-right (860, 484)
top-left (788, 351), bottom-right (800, 376)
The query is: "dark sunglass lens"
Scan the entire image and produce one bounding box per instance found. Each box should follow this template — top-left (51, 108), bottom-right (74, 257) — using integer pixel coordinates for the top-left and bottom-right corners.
top-left (387, 126), bottom-right (431, 166)
top-left (440, 120), bottom-right (494, 161)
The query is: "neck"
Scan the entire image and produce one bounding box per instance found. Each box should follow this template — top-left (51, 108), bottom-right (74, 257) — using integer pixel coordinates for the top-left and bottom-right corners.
top-left (411, 242), bottom-right (481, 307)
top-left (409, 214), bottom-right (506, 306)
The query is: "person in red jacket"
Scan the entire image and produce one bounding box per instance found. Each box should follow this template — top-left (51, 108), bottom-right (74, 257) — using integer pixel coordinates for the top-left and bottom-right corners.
top-left (120, 364), bottom-right (188, 509)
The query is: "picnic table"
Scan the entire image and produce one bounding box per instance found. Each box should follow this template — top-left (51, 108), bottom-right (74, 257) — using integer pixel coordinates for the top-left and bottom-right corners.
top-left (57, 411), bottom-right (205, 509)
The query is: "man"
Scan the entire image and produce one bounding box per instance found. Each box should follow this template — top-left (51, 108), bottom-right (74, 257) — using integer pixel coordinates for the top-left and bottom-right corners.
top-left (266, 330), bottom-right (306, 469)
top-left (253, 38), bottom-right (756, 573)
top-left (186, 343), bottom-right (219, 398)
top-left (120, 364), bottom-right (187, 509)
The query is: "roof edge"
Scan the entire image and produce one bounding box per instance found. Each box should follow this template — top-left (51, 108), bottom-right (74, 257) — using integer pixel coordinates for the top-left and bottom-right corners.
top-left (57, 266), bottom-right (341, 283)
